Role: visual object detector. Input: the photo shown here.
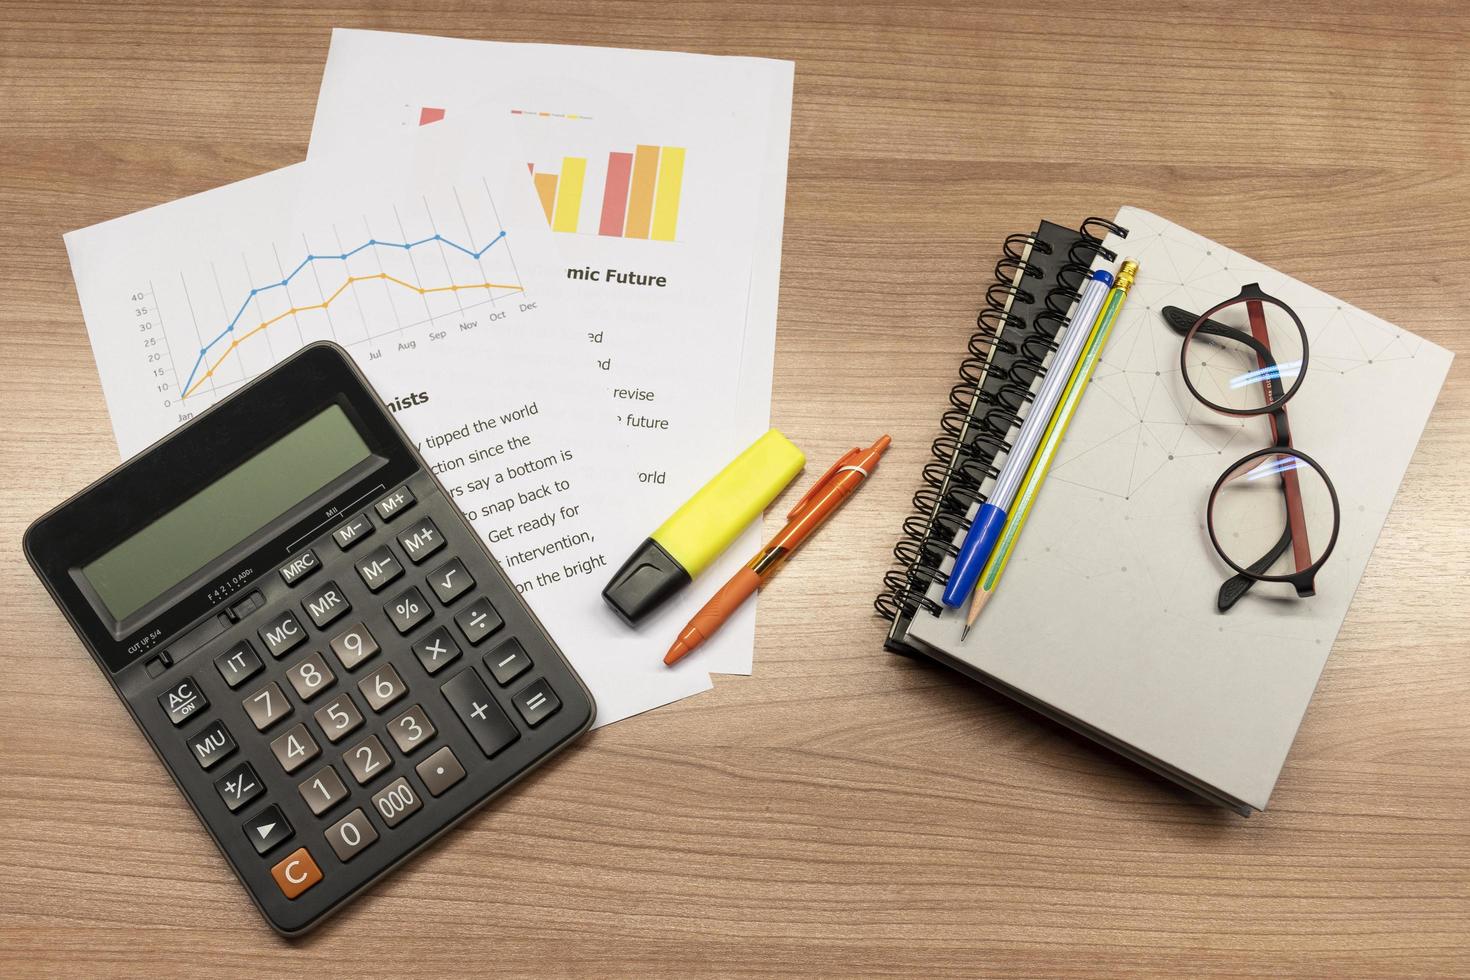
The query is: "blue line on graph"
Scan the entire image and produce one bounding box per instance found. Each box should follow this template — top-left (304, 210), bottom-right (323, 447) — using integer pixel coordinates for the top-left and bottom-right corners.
top-left (179, 229), bottom-right (508, 396)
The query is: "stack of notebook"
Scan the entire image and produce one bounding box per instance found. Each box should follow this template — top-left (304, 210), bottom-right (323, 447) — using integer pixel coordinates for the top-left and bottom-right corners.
top-left (878, 207), bottom-right (1452, 813)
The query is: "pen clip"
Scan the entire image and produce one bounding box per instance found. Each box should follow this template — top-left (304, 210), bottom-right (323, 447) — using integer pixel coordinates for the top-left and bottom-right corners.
top-left (787, 447), bottom-right (863, 520)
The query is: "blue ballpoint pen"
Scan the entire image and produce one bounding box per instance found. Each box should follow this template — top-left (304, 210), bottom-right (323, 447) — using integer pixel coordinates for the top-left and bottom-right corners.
top-left (941, 268), bottom-right (1115, 607)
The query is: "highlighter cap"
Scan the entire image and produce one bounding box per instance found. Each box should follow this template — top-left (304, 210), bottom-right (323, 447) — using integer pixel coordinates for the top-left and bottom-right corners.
top-left (601, 537), bottom-right (692, 626)
top-left (602, 429), bottom-right (805, 625)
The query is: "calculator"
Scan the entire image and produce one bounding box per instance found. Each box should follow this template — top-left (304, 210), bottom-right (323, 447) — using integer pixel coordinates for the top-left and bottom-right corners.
top-left (24, 342), bottom-right (594, 935)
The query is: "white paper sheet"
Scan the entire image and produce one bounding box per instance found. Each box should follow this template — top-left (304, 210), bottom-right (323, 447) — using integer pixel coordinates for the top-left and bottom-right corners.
top-left (306, 29), bottom-right (796, 677)
top-left (64, 117), bottom-right (711, 725)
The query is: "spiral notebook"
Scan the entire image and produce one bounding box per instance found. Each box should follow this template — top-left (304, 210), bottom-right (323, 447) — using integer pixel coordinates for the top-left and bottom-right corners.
top-left (878, 207), bottom-right (1453, 813)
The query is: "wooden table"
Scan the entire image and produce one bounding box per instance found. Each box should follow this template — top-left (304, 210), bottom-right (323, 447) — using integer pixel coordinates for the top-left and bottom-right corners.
top-left (3, 2), bottom-right (1467, 975)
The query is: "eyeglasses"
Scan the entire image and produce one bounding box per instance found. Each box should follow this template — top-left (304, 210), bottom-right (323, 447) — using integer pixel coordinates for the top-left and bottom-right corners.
top-left (1162, 283), bottom-right (1340, 612)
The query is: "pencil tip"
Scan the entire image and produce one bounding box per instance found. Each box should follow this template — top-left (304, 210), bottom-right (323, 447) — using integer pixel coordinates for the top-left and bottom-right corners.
top-left (663, 641), bottom-right (689, 666)
top-left (965, 587), bottom-right (993, 634)
top-left (960, 624), bottom-right (970, 642)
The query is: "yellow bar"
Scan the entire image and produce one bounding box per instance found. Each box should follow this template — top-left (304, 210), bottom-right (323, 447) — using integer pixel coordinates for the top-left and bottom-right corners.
top-left (532, 172), bottom-right (558, 224)
top-left (551, 157), bottom-right (586, 233)
top-left (650, 146), bottom-right (685, 241)
top-left (623, 145), bottom-right (660, 239)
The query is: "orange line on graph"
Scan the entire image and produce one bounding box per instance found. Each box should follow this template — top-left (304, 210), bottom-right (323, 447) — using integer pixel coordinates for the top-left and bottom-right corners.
top-left (182, 273), bottom-right (523, 398)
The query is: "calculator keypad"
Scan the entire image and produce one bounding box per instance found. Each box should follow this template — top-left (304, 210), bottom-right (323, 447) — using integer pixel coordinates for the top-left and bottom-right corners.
top-left (298, 765), bottom-right (349, 816)
top-left (370, 777), bottom-right (422, 828)
top-left (215, 640), bottom-right (263, 688)
top-left (215, 761), bottom-right (264, 812)
top-left (258, 609), bottom-right (307, 658)
top-left (344, 734), bottom-right (392, 785)
top-left (313, 694), bottom-right (364, 744)
top-left (161, 676), bottom-right (208, 725)
top-left (427, 558), bottom-right (473, 604)
top-left (135, 473), bottom-right (589, 935)
top-left (397, 516), bottom-right (444, 564)
top-left (358, 664), bottom-right (407, 713)
top-left (329, 622), bottom-right (379, 670)
top-left (243, 681), bottom-right (292, 731)
top-left (412, 626), bottom-right (461, 675)
top-left (441, 668), bottom-right (519, 757)
top-left (331, 512), bottom-right (374, 550)
top-left (354, 545), bottom-right (403, 593)
top-left (415, 746), bottom-right (466, 797)
top-left (246, 804), bottom-right (294, 855)
top-left (270, 723), bottom-right (320, 774)
top-left (325, 809), bottom-right (378, 862)
top-left (301, 580), bottom-right (351, 629)
top-left (375, 486), bottom-right (415, 521)
top-left (384, 586), bottom-right (432, 635)
top-left (387, 704), bottom-right (436, 754)
top-left (454, 597), bottom-right (503, 645)
top-left (285, 652), bottom-right (336, 702)
top-left (188, 718), bottom-right (236, 769)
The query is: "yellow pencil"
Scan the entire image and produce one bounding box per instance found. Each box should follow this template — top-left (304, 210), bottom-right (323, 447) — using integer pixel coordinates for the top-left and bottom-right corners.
top-left (962, 259), bottom-right (1139, 639)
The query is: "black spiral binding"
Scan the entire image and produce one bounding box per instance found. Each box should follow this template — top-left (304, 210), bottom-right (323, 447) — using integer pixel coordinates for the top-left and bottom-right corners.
top-left (876, 217), bottom-right (1128, 650)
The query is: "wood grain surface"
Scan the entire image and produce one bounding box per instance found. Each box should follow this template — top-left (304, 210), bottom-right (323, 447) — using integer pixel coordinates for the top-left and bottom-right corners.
top-left (2, 1), bottom-right (1467, 976)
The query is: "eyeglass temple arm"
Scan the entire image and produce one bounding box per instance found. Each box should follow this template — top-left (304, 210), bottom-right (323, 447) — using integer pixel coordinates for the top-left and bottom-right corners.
top-left (1217, 525), bottom-right (1292, 612)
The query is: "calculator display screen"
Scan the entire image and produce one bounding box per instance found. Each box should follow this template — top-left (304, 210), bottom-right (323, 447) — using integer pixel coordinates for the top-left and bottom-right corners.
top-left (81, 405), bottom-right (372, 620)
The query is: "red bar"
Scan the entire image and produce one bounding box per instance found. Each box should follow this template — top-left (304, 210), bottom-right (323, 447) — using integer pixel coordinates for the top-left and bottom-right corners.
top-left (418, 106), bottom-right (445, 126)
top-left (598, 151), bottom-right (634, 237)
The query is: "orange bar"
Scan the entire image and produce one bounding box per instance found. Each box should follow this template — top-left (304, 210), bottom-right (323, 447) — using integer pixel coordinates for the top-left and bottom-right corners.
top-left (623, 145), bottom-right (660, 240)
top-left (532, 172), bottom-right (558, 224)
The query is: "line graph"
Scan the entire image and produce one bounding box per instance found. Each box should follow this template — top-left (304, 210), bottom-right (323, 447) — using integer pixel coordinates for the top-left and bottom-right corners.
top-left (179, 230), bottom-right (517, 397)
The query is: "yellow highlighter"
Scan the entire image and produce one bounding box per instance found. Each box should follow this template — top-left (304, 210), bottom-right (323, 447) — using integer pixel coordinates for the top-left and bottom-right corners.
top-left (602, 429), bottom-right (805, 625)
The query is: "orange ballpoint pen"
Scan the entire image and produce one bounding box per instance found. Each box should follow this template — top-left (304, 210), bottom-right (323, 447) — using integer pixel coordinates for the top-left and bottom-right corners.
top-left (664, 435), bottom-right (892, 666)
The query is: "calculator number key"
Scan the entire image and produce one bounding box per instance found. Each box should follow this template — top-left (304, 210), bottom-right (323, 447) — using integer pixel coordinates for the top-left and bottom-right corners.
top-left (313, 694), bottom-right (365, 744)
top-left (344, 734), bottom-right (392, 785)
top-left (215, 762), bottom-right (264, 813)
top-left (354, 545), bottom-right (403, 593)
top-left (188, 719), bottom-right (236, 770)
top-left (243, 681), bottom-right (292, 731)
top-left (332, 512), bottom-right (374, 550)
top-left (270, 723), bottom-right (321, 775)
top-left (284, 652), bottom-right (336, 702)
top-left (160, 676), bottom-right (207, 726)
top-left (375, 485), bottom-right (415, 521)
top-left (214, 640), bottom-right (263, 689)
top-left (359, 664), bottom-right (408, 713)
top-left (388, 704), bottom-right (436, 754)
top-left (412, 626), bottom-right (461, 675)
top-left (301, 580), bottom-right (351, 629)
top-left (258, 609), bottom-right (307, 658)
top-left (325, 808), bottom-right (379, 862)
top-left (428, 557), bottom-right (474, 604)
top-left (397, 516), bottom-right (445, 564)
top-left (329, 621), bottom-right (380, 670)
top-left (299, 764), bottom-right (349, 816)
top-left (454, 596), bottom-right (503, 645)
top-left (371, 777), bottom-right (422, 829)
top-left (385, 586), bottom-right (432, 634)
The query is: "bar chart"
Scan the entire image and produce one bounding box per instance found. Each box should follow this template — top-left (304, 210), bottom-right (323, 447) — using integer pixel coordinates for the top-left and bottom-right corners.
top-left (529, 145), bottom-right (686, 242)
